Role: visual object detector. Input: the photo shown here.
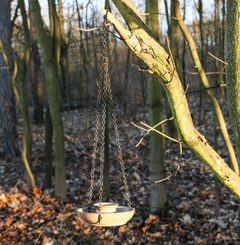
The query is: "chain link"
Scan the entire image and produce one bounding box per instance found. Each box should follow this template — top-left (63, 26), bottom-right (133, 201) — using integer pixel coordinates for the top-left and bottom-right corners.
top-left (87, 80), bottom-right (101, 204)
top-left (87, 11), bottom-right (132, 208)
top-left (105, 59), bottom-right (132, 208)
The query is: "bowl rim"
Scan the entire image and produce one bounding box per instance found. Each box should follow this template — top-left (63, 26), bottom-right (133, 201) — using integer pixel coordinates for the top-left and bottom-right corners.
top-left (93, 202), bottom-right (119, 207)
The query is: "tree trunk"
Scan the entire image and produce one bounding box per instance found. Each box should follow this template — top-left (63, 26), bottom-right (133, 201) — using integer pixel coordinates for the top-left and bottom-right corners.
top-left (29, 14), bottom-right (44, 124)
top-left (226, 1), bottom-right (240, 170)
top-left (215, 0), bottom-right (224, 94)
top-left (181, 0), bottom-right (187, 88)
top-left (197, 0), bottom-right (205, 124)
top-left (19, 0), bottom-right (32, 163)
top-left (29, 0), bottom-right (66, 199)
top-left (167, 0), bottom-right (179, 137)
top-left (18, 0), bottom-right (36, 188)
top-left (44, 106), bottom-right (53, 188)
top-left (58, 0), bottom-right (69, 106)
top-left (0, 0), bottom-right (19, 157)
top-left (107, 0), bottom-right (240, 198)
top-left (123, 48), bottom-right (131, 115)
top-left (146, 0), bottom-right (167, 214)
top-left (75, 0), bottom-right (91, 129)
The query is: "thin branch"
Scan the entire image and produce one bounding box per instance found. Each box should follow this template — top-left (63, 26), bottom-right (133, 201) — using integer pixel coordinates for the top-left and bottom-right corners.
top-left (140, 121), bottom-right (182, 143)
top-left (78, 27), bottom-right (98, 32)
top-left (187, 84), bottom-right (226, 94)
top-left (109, 30), bottom-right (123, 40)
top-left (207, 51), bottom-right (228, 65)
top-left (186, 71), bottom-right (226, 75)
top-left (131, 117), bottom-right (182, 147)
top-left (131, 117), bottom-right (174, 147)
top-left (184, 83), bottom-right (189, 94)
top-left (155, 163), bottom-right (180, 183)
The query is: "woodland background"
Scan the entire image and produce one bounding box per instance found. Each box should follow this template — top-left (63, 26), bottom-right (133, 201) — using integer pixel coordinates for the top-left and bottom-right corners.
top-left (0, 0), bottom-right (240, 244)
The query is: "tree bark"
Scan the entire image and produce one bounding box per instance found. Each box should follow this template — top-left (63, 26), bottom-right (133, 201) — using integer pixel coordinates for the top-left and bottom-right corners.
top-left (29, 14), bottom-right (44, 124)
top-left (0, 0), bottom-right (19, 157)
top-left (197, 0), bottom-right (205, 123)
top-left (29, 0), bottom-right (66, 199)
top-left (44, 106), bottom-right (53, 188)
top-left (167, 0), bottom-right (179, 137)
top-left (226, 1), bottom-right (240, 170)
top-left (146, 0), bottom-right (167, 214)
top-left (18, 0), bottom-right (36, 188)
top-left (19, 0), bottom-right (32, 163)
top-left (106, 0), bottom-right (240, 198)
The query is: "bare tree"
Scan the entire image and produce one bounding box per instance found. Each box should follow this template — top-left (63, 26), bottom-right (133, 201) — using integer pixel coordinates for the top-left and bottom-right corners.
top-left (146, 0), bottom-right (167, 214)
top-left (0, 0), bottom-right (19, 157)
top-left (106, 0), bottom-right (240, 198)
top-left (226, 1), bottom-right (240, 169)
top-left (29, 0), bottom-right (66, 199)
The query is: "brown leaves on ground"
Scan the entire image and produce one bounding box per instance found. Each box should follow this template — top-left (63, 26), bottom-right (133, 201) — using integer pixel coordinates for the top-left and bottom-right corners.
top-left (1, 96), bottom-right (240, 244)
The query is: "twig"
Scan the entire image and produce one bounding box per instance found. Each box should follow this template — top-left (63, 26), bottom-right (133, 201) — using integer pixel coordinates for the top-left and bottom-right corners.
top-left (187, 84), bottom-right (226, 94)
top-left (131, 119), bottom-right (169, 147)
top-left (155, 138), bottom-right (182, 184)
top-left (186, 71), bottom-right (226, 75)
top-left (78, 27), bottom-right (98, 32)
top-left (207, 51), bottom-right (228, 65)
top-left (109, 30), bottom-right (123, 40)
top-left (132, 63), bottom-right (149, 73)
top-left (9, 179), bottom-right (22, 194)
top-left (140, 121), bottom-right (182, 144)
top-left (184, 83), bottom-right (189, 94)
top-left (74, 23), bottom-right (110, 32)
top-left (155, 163), bottom-right (180, 183)
top-left (64, 136), bottom-right (83, 153)
top-left (131, 117), bottom-right (182, 147)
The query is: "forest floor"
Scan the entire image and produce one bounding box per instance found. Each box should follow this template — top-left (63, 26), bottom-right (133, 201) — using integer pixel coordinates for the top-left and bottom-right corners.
top-left (0, 94), bottom-right (240, 244)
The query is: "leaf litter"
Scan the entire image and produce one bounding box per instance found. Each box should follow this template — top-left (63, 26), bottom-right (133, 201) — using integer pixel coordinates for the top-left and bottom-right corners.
top-left (0, 95), bottom-right (240, 244)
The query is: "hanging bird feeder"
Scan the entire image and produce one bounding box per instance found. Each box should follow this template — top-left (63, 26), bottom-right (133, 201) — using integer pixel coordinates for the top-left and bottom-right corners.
top-left (77, 11), bottom-right (135, 227)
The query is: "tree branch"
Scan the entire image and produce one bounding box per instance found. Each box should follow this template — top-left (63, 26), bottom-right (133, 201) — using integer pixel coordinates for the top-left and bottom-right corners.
top-left (107, 0), bottom-right (240, 198)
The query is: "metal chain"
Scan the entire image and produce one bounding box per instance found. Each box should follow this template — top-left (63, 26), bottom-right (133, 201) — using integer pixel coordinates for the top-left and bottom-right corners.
top-left (97, 12), bottom-right (109, 203)
top-left (87, 11), bottom-right (132, 208)
top-left (106, 64), bottom-right (132, 209)
top-left (102, 13), bottom-right (132, 208)
top-left (87, 80), bottom-right (102, 204)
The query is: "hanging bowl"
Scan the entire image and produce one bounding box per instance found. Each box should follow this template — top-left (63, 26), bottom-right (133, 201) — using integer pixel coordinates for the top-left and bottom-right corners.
top-left (77, 202), bottom-right (135, 227)
top-left (94, 202), bottom-right (119, 213)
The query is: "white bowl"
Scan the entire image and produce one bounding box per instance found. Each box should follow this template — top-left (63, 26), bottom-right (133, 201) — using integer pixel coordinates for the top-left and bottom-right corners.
top-left (77, 206), bottom-right (135, 227)
top-left (94, 202), bottom-right (119, 213)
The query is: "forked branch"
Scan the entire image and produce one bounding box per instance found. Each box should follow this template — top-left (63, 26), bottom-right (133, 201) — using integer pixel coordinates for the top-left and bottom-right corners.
top-left (108, 0), bottom-right (240, 198)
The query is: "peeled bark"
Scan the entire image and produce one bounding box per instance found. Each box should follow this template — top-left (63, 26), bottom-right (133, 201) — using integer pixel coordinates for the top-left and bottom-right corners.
top-left (106, 0), bottom-right (240, 198)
